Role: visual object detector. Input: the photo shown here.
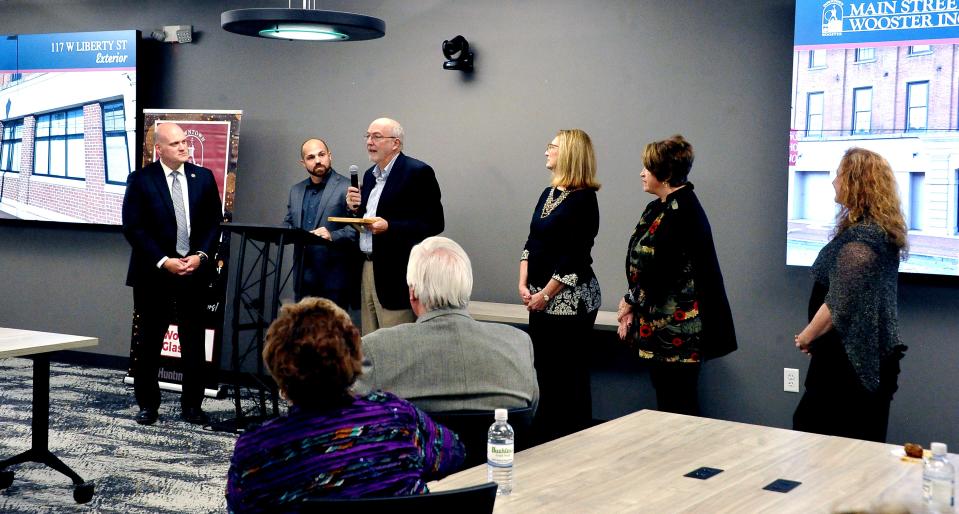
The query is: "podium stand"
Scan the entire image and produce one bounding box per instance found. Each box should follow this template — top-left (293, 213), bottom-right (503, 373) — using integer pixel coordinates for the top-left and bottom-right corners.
top-left (214, 223), bottom-right (327, 432)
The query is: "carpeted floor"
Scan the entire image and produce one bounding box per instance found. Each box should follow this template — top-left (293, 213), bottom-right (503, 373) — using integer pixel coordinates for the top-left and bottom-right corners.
top-left (0, 358), bottom-right (256, 513)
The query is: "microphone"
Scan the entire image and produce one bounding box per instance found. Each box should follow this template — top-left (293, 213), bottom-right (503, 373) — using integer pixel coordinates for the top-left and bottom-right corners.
top-left (349, 165), bottom-right (359, 189)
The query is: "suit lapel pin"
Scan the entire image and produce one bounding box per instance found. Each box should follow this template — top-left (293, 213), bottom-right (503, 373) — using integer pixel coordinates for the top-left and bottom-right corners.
top-left (190, 173), bottom-right (195, 178)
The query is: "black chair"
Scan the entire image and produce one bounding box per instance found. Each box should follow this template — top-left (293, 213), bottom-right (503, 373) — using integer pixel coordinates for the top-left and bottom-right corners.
top-left (301, 482), bottom-right (497, 514)
top-left (428, 406), bottom-right (535, 469)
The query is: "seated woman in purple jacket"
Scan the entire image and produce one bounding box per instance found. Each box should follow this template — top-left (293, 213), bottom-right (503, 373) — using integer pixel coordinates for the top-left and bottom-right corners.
top-left (226, 297), bottom-right (464, 513)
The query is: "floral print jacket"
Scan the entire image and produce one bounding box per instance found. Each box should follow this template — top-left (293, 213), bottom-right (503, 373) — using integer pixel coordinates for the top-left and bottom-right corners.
top-left (624, 183), bottom-right (737, 362)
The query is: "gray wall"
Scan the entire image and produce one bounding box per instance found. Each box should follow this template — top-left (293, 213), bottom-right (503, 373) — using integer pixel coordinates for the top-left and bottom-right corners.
top-left (1, 1), bottom-right (956, 448)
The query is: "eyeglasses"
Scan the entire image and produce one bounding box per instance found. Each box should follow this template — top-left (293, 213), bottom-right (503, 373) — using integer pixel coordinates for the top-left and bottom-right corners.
top-left (546, 144), bottom-right (559, 151)
top-left (365, 134), bottom-right (398, 142)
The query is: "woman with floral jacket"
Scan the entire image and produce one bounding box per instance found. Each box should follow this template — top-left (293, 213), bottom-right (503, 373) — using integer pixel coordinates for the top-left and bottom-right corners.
top-left (617, 135), bottom-right (736, 415)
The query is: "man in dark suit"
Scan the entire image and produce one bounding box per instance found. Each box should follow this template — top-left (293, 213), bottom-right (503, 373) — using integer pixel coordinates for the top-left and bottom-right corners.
top-left (284, 138), bottom-right (357, 308)
top-left (121, 122), bottom-right (222, 426)
top-left (346, 117), bottom-right (444, 335)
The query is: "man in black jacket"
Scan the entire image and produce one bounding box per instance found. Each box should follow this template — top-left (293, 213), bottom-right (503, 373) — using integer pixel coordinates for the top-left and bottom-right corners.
top-left (346, 117), bottom-right (444, 335)
top-left (121, 122), bottom-right (222, 426)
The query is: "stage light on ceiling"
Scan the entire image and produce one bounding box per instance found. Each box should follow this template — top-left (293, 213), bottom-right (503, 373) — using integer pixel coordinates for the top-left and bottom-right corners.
top-left (221, 4), bottom-right (385, 42)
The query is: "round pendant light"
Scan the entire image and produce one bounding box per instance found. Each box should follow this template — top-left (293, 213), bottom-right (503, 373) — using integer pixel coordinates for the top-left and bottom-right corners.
top-left (221, 8), bottom-right (385, 42)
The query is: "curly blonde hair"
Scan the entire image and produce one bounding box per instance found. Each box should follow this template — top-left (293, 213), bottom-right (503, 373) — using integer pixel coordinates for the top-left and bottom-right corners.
top-left (834, 148), bottom-right (908, 258)
top-left (262, 297), bottom-right (362, 408)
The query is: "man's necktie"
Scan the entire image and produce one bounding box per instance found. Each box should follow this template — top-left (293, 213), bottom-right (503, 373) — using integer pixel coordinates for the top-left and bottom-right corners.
top-left (170, 171), bottom-right (190, 257)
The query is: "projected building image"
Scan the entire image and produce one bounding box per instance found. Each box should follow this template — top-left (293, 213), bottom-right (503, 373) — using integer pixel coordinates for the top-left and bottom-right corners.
top-left (788, 1), bottom-right (959, 276)
top-left (0, 30), bottom-right (137, 225)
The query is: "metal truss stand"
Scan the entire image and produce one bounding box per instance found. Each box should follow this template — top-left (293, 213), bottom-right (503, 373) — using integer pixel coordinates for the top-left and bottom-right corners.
top-left (209, 223), bottom-right (326, 433)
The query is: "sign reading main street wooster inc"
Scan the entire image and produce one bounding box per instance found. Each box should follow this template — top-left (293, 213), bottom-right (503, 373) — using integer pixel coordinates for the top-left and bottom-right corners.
top-left (796, 0), bottom-right (959, 48)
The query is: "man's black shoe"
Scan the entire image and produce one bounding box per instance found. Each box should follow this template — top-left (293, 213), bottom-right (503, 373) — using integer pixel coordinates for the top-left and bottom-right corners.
top-left (180, 407), bottom-right (210, 425)
top-left (135, 408), bottom-right (158, 425)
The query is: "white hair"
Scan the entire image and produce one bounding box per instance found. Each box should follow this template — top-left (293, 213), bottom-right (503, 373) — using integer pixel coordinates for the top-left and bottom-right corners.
top-left (406, 236), bottom-right (472, 311)
top-left (390, 120), bottom-right (404, 144)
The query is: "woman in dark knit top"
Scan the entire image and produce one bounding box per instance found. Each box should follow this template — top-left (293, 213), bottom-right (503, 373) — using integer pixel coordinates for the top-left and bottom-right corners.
top-left (226, 297), bottom-right (464, 513)
top-left (518, 129), bottom-right (601, 442)
top-left (793, 148), bottom-right (908, 442)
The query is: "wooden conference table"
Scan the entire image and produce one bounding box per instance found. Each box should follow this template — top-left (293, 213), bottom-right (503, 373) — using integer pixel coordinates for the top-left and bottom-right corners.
top-left (0, 327), bottom-right (98, 503)
top-left (431, 409), bottom-right (945, 513)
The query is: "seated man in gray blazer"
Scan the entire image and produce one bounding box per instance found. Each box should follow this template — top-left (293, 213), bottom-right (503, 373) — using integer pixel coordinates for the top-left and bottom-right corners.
top-left (353, 236), bottom-right (539, 413)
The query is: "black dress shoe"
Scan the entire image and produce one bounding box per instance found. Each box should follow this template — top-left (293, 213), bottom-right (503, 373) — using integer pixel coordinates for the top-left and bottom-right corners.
top-left (180, 407), bottom-right (210, 425)
top-left (135, 408), bottom-right (158, 425)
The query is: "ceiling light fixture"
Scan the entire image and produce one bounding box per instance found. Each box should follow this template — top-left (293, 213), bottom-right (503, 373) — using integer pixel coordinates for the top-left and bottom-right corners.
top-left (221, 2), bottom-right (385, 42)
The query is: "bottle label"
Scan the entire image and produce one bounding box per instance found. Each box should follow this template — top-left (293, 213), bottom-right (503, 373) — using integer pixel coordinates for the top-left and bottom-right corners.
top-left (487, 443), bottom-right (514, 467)
top-left (932, 480), bottom-right (953, 505)
top-left (923, 477), bottom-right (955, 506)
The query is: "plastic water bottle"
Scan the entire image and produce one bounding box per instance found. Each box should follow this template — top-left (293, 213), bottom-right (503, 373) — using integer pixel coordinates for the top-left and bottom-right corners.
top-left (487, 408), bottom-right (514, 496)
top-left (922, 442), bottom-right (955, 513)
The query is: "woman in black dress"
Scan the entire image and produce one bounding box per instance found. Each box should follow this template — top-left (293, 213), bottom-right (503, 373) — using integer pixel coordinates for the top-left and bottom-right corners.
top-left (793, 148), bottom-right (907, 442)
top-left (518, 129), bottom-right (601, 442)
top-left (616, 135), bottom-right (736, 415)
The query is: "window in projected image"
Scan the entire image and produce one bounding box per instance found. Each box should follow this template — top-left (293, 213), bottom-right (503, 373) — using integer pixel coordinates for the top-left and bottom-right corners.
top-left (0, 30), bottom-right (137, 225)
top-left (789, 1), bottom-right (959, 276)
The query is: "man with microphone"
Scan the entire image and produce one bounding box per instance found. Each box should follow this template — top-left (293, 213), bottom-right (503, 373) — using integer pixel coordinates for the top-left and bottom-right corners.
top-left (346, 118), bottom-right (444, 334)
top-left (284, 138), bottom-right (357, 309)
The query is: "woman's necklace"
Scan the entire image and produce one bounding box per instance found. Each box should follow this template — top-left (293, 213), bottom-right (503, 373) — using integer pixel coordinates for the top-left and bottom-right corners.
top-left (541, 187), bottom-right (571, 218)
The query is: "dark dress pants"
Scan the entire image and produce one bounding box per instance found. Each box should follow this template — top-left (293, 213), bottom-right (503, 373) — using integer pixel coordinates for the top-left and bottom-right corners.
top-left (792, 334), bottom-right (901, 443)
top-left (293, 248), bottom-right (353, 311)
top-left (529, 309), bottom-right (597, 444)
top-left (295, 284), bottom-right (349, 312)
top-left (132, 273), bottom-right (207, 412)
top-left (649, 361), bottom-right (701, 416)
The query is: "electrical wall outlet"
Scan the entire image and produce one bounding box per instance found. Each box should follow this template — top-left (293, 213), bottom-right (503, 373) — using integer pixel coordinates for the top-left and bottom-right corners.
top-left (784, 368), bottom-right (800, 393)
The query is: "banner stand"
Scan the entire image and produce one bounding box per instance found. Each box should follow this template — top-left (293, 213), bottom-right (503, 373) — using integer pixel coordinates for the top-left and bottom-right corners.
top-left (121, 376), bottom-right (225, 399)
